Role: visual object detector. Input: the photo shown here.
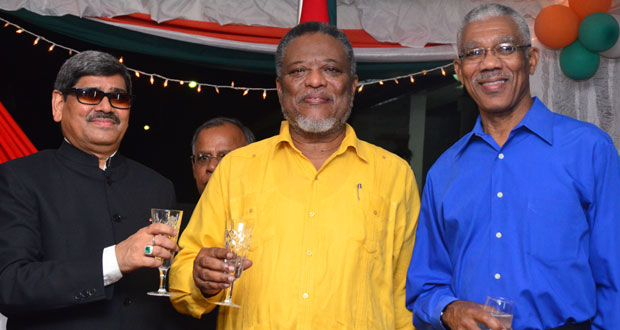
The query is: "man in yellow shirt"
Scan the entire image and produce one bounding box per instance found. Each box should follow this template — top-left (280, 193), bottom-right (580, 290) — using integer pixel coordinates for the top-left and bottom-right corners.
top-left (170, 21), bottom-right (420, 329)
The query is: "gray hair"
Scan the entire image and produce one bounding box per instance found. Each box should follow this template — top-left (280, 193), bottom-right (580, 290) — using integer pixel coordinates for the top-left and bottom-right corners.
top-left (54, 50), bottom-right (132, 94)
top-left (191, 117), bottom-right (255, 154)
top-left (457, 4), bottom-right (531, 49)
top-left (275, 21), bottom-right (356, 78)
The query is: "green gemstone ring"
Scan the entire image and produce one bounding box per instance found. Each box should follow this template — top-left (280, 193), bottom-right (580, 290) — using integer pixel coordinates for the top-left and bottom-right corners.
top-left (144, 245), bottom-right (154, 256)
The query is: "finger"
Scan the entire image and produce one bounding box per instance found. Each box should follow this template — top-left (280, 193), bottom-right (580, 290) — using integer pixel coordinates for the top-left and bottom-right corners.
top-left (156, 236), bottom-right (179, 252)
top-left (196, 253), bottom-right (233, 273)
top-left (242, 258), bottom-right (253, 270)
top-left (147, 223), bottom-right (177, 237)
top-left (202, 247), bottom-right (233, 260)
top-left (197, 267), bottom-right (235, 285)
top-left (150, 245), bottom-right (174, 260)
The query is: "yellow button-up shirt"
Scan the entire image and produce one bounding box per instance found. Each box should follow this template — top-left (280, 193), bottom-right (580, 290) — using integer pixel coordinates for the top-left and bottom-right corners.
top-left (170, 122), bottom-right (419, 329)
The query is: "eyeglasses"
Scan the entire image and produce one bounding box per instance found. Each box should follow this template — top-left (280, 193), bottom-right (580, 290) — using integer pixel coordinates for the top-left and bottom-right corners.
top-left (459, 43), bottom-right (531, 64)
top-left (62, 88), bottom-right (133, 109)
top-left (190, 152), bottom-right (229, 165)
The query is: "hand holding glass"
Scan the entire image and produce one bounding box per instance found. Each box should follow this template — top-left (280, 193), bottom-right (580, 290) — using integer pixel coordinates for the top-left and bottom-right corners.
top-left (147, 208), bottom-right (183, 297)
top-left (214, 218), bottom-right (254, 308)
top-left (480, 296), bottom-right (514, 330)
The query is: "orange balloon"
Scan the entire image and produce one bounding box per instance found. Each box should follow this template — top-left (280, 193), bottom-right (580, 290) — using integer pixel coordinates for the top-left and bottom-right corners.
top-left (569, 0), bottom-right (612, 20)
top-left (534, 5), bottom-right (580, 49)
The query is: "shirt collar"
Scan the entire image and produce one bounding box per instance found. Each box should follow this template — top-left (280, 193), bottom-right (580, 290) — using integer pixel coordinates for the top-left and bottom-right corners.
top-left (275, 121), bottom-right (369, 162)
top-left (62, 137), bottom-right (119, 170)
top-left (456, 97), bottom-right (553, 155)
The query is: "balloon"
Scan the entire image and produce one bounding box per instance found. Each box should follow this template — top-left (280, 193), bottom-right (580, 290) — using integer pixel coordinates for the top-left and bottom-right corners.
top-left (600, 14), bottom-right (620, 58)
top-left (560, 41), bottom-right (600, 80)
top-left (578, 12), bottom-right (619, 52)
top-left (568, 0), bottom-right (612, 20)
top-left (534, 5), bottom-right (579, 49)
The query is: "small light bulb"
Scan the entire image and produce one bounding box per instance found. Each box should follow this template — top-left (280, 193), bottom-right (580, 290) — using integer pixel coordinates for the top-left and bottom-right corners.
top-left (16, 29), bottom-right (23, 34)
top-left (423, 70), bottom-right (427, 76)
top-left (197, 85), bottom-right (202, 92)
top-left (379, 80), bottom-right (384, 85)
top-left (143, 125), bottom-right (150, 131)
top-left (48, 44), bottom-right (54, 52)
top-left (150, 76), bottom-right (154, 85)
top-left (135, 71), bottom-right (140, 78)
top-left (3, 23), bottom-right (8, 28)
top-left (179, 81), bottom-right (184, 86)
top-left (357, 85), bottom-right (364, 93)
top-left (243, 89), bottom-right (249, 96)
top-left (231, 81), bottom-right (235, 87)
top-left (68, 50), bottom-right (73, 55)
top-left (394, 79), bottom-right (399, 84)
top-left (262, 90), bottom-right (267, 100)
top-left (119, 56), bottom-right (124, 63)
top-left (163, 80), bottom-right (168, 87)
top-left (410, 76), bottom-right (415, 84)
top-left (33, 37), bottom-right (39, 45)
top-left (188, 81), bottom-right (197, 88)
top-left (441, 67), bottom-right (446, 76)
top-left (215, 87), bottom-right (220, 94)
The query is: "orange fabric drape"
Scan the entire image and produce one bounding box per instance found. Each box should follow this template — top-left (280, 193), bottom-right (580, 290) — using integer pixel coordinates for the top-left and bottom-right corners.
top-left (0, 101), bottom-right (37, 164)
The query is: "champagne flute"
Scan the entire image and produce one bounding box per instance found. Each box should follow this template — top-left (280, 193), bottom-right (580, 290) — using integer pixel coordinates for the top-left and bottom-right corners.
top-left (147, 208), bottom-right (183, 297)
top-left (214, 218), bottom-right (254, 308)
top-left (480, 296), bottom-right (514, 330)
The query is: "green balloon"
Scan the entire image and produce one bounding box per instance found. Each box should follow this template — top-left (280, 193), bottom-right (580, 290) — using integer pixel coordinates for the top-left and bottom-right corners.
top-left (560, 41), bottom-right (600, 80)
top-left (578, 12), bottom-right (620, 52)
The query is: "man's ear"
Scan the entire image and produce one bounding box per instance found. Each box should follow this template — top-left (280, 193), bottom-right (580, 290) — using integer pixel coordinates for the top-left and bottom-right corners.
top-left (275, 77), bottom-right (282, 99)
top-left (454, 59), bottom-right (464, 84)
top-left (51, 90), bottom-right (65, 123)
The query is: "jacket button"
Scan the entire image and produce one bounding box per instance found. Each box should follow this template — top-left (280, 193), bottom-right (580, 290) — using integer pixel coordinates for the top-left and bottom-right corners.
top-left (123, 297), bottom-right (133, 306)
top-left (74, 294), bottom-right (81, 300)
top-left (112, 214), bottom-right (122, 222)
top-left (88, 288), bottom-right (97, 295)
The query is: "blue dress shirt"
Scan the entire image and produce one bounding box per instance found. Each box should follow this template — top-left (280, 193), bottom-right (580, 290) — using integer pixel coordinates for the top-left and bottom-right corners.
top-left (406, 98), bottom-right (620, 330)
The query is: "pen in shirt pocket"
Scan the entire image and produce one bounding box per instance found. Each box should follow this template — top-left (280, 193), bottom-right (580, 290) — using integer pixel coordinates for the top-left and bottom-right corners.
top-left (357, 183), bottom-right (362, 200)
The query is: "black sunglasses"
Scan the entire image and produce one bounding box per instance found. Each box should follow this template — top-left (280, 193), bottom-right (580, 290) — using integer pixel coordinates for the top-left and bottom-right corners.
top-left (62, 88), bottom-right (133, 109)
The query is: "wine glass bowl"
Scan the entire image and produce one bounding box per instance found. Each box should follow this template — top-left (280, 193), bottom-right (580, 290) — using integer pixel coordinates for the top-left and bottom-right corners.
top-left (214, 218), bottom-right (254, 308)
top-left (147, 208), bottom-right (183, 297)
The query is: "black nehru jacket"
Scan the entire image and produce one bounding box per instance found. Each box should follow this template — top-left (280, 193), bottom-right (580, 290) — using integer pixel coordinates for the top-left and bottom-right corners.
top-left (0, 141), bottom-right (207, 330)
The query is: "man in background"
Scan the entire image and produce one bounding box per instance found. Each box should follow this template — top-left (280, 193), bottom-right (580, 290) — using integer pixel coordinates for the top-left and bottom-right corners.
top-left (170, 21), bottom-right (419, 329)
top-left (190, 117), bottom-right (254, 196)
top-left (406, 4), bottom-right (620, 330)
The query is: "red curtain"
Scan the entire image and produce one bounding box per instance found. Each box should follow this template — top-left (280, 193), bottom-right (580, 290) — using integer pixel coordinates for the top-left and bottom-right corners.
top-left (0, 101), bottom-right (37, 164)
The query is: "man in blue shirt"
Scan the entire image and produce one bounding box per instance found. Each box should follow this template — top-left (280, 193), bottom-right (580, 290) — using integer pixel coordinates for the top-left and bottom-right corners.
top-left (406, 4), bottom-right (620, 330)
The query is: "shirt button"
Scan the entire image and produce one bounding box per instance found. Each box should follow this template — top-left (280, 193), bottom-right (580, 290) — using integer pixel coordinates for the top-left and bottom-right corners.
top-left (497, 192), bottom-right (503, 198)
top-left (309, 211), bottom-right (315, 217)
top-left (123, 297), bottom-right (133, 306)
top-left (302, 293), bottom-right (309, 299)
top-left (496, 232), bottom-right (502, 238)
top-left (498, 153), bottom-right (505, 159)
top-left (306, 250), bottom-right (312, 256)
top-left (112, 214), bottom-right (122, 222)
top-left (495, 273), bottom-right (501, 280)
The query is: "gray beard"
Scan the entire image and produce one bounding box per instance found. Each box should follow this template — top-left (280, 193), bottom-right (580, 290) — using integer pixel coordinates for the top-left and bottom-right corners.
top-left (281, 100), bottom-right (353, 134)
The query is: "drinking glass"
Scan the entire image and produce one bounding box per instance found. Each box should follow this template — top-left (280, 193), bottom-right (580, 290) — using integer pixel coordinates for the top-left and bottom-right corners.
top-left (213, 218), bottom-right (254, 308)
top-left (480, 296), bottom-right (514, 330)
top-left (147, 208), bottom-right (183, 297)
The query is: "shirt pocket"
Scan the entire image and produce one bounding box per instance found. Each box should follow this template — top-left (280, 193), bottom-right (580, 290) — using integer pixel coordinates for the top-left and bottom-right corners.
top-left (363, 194), bottom-right (390, 254)
top-left (525, 197), bottom-right (587, 262)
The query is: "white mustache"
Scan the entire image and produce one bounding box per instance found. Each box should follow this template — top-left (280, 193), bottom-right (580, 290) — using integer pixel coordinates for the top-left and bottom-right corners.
top-left (473, 71), bottom-right (513, 83)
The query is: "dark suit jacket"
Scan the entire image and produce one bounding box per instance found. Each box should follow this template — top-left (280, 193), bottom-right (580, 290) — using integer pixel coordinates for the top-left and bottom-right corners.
top-left (0, 142), bottom-right (208, 330)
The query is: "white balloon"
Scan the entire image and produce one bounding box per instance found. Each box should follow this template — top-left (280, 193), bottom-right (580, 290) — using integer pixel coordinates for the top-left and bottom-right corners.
top-left (600, 14), bottom-right (620, 58)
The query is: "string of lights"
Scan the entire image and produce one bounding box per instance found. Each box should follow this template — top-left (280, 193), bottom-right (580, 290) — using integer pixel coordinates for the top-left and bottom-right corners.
top-left (1, 16), bottom-right (455, 98)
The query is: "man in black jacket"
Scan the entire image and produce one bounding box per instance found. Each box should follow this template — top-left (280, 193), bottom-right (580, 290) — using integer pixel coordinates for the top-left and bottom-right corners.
top-left (0, 50), bottom-right (188, 329)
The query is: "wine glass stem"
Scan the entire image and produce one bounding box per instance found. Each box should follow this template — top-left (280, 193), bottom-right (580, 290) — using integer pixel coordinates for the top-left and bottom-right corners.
top-left (158, 268), bottom-right (167, 292)
top-left (226, 280), bottom-right (236, 302)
